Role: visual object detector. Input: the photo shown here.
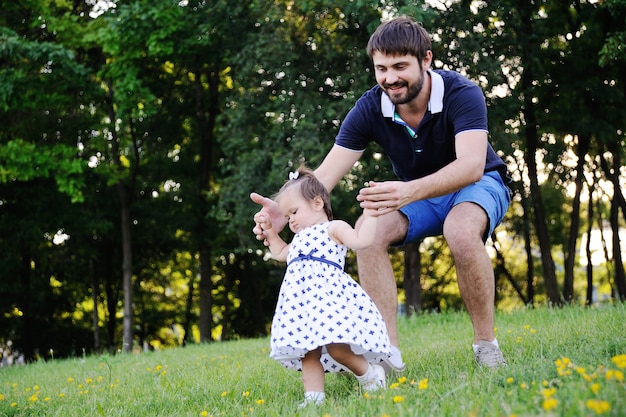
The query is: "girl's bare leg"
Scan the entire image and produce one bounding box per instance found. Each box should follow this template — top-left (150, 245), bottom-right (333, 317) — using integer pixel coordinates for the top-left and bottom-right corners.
top-left (325, 343), bottom-right (368, 376)
top-left (301, 347), bottom-right (325, 392)
top-left (326, 343), bottom-right (386, 391)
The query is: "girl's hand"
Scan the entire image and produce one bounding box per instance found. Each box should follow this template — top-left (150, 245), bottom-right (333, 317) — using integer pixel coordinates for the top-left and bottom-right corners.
top-left (254, 212), bottom-right (272, 230)
top-left (251, 192), bottom-right (285, 246)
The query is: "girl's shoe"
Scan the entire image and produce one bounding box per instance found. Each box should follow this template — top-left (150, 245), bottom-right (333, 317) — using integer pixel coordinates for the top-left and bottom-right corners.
top-left (358, 364), bottom-right (386, 392)
top-left (298, 392), bottom-right (325, 408)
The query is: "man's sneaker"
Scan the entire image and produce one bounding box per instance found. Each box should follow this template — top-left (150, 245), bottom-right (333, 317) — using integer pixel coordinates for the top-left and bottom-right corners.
top-left (360, 364), bottom-right (386, 392)
top-left (380, 345), bottom-right (406, 374)
top-left (474, 340), bottom-right (507, 368)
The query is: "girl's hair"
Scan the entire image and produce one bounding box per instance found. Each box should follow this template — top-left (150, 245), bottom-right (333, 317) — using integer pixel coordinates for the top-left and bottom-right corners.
top-left (366, 16), bottom-right (432, 64)
top-left (274, 164), bottom-right (333, 220)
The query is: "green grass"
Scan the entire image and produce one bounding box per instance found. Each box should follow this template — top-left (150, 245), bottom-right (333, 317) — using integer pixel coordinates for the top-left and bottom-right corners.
top-left (1, 304), bottom-right (625, 416)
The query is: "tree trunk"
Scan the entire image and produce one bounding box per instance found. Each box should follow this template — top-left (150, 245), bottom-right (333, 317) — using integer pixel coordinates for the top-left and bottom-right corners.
top-left (195, 64), bottom-right (219, 342)
top-left (599, 148), bottom-right (626, 300)
top-left (403, 242), bottom-right (422, 316)
top-left (492, 233), bottom-right (528, 304)
top-left (518, 3), bottom-right (561, 306)
top-left (563, 134), bottom-right (591, 302)
top-left (609, 198), bottom-right (626, 300)
top-left (89, 257), bottom-right (101, 352)
top-left (521, 195), bottom-right (535, 306)
top-left (19, 246), bottom-right (34, 361)
top-left (594, 202), bottom-right (614, 298)
top-left (104, 271), bottom-right (117, 352)
top-left (182, 274), bottom-right (195, 346)
top-left (105, 81), bottom-right (138, 353)
top-left (118, 181), bottom-right (134, 352)
top-left (198, 246), bottom-right (212, 342)
top-left (585, 180), bottom-right (594, 306)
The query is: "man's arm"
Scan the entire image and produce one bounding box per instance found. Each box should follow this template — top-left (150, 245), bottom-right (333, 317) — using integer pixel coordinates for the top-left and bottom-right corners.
top-left (314, 145), bottom-right (363, 192)
top-left (357, 130), bottom-right (487, 215)
top-left (251, 145), bottom-right (362, 243)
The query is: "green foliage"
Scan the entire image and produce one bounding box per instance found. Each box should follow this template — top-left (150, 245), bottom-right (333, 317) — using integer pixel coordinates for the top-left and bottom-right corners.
top-left (0, 139), bottom-right (85, 202)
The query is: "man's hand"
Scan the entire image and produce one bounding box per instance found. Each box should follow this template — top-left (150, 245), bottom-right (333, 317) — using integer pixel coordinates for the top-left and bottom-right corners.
top-left (357, 181), bottom-right (413, 216)
top-left (250, 192), bottom-right (285, 246)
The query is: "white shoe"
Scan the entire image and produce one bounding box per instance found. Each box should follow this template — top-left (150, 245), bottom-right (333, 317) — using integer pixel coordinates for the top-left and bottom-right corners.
top-left (298, 392), bottom-right (325, 408)
top-left (381, 346), bottom-right (406, 374)
top-left (474, 340), bottom-right (507, 368)
top-left (359, 364), bottom-right (386, 392)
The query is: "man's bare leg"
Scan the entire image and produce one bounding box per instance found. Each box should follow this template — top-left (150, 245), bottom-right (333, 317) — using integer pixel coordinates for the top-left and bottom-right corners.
top-left (443, 202), bottom-right (495, 343)
top-left (356, 211), bottom-right (408, 348)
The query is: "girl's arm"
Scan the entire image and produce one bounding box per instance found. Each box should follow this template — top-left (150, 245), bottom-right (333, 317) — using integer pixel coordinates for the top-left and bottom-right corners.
top-left (328, 208), bottom-right (378, 250)
top-left (254, 212), bottom-right (290, 262)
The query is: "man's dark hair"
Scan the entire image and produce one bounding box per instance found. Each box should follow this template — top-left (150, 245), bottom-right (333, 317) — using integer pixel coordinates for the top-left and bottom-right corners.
top-left (366, 16), bottom-right (432, 63)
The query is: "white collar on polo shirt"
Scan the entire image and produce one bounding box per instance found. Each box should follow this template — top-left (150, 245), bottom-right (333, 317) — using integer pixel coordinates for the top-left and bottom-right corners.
top-left (381, 70), bottom-right (444, 118)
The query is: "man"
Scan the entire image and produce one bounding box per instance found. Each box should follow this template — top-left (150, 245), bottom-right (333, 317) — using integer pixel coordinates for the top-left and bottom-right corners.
top-left (251, 16), bottom-right (511, 369)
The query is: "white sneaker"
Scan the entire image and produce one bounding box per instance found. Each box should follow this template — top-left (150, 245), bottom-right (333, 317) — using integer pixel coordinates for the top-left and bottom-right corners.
top-left (474, 340), bottom-right (507, 368)
top-left (359, 364), bottom-right (386, 392)
top-left (381, 346), bottom-right (406, 374)
top-left (298, 392), bottom-right (325, 408)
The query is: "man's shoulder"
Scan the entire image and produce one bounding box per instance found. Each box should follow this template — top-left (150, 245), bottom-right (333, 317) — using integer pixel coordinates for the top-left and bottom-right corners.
top-left (350, 85), bottom-right (384, 115)
top-left (357, 84), bottom-right (383, 102)
top-left (433, 69), bottom-right (477, 87)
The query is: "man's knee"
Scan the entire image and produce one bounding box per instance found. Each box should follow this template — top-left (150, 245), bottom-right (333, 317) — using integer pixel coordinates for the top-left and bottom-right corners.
top-left (357, 211), bottom-right (408, 249)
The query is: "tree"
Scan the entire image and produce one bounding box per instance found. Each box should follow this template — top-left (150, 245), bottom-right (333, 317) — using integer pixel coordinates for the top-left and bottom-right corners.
top-left (0, 1), bottom-right (100, 359)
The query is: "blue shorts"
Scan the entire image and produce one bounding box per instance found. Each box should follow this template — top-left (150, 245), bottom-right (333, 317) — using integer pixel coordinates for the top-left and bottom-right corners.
top-left (399, 171), bottom-right (511, 245)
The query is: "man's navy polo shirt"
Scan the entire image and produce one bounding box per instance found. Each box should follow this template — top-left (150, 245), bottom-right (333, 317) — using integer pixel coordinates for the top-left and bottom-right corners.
top-left (335, 70), bottom-right (507, 182)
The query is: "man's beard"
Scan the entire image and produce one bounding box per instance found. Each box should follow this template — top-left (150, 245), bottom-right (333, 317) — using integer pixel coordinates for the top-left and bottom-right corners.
top-left (384, 73), bottom-right (424, 105)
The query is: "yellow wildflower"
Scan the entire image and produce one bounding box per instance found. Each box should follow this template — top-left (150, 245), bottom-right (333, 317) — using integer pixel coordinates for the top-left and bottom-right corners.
top-left (200, 411), bottom-right (208, 417)
top-left (393, 395), bottom-right (405, 403)
top-left (605, 369), bottom-right (624, 382)
top-left (221, 391), bottom-right (227, 397)
top-left (611, 354), bottom-right (626, 369)
top-left (542, 397), bottom-right (558, 411)
top-left (397, 376), bottom-right (407, 384)
top-left (363, 392), bottom-right (371, 399)
top-left (541, 387), bottom-right (557, 398)
top-left (418, 378), bottom-right (429, 390)
top-left (520, 382), bottom-right (529, 389)
top-left (586, 399), bottom-right (611, 414)
top-left (555, 357), bottom-right (572, 376)
top-left (506, 377), bottom-right (514, 384)
top-left (556, 357), bottom-right (571, 367)
top-left (590, 383), bottom-right (601, 394)
top-left (255, 399), bottom-right (265, 405)
top-left (242, 391), bottom-right (250, 397)
top-left (389, 382), bottom-right (400, 389)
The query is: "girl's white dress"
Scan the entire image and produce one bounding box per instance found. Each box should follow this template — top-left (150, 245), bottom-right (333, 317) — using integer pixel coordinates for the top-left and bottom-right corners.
top-left (269, 222), bottom-right (391, 372)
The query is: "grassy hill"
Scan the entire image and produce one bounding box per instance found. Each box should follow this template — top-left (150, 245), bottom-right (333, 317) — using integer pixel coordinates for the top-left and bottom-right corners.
top-left (1, 303), bottom-right (625, 416)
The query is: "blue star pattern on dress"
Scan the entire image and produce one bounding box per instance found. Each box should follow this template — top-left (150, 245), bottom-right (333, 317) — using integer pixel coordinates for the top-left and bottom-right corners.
top-left (269, 222), bottom-right (391, 372)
